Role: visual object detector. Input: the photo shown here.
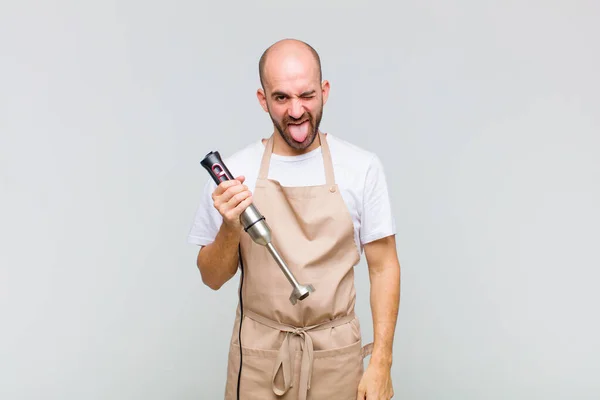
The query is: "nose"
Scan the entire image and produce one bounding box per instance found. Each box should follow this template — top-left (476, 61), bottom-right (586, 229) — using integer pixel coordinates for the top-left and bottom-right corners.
top-left (288, 99), bottom-right (304, 119)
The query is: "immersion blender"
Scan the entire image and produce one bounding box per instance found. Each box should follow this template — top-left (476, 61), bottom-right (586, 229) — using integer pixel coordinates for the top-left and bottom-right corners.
top-left (201, 151), bottom-right (315, 305)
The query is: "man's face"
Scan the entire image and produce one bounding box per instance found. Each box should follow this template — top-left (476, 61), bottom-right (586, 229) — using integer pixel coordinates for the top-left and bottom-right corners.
top-left (258, 57), bottom-right (329, 151)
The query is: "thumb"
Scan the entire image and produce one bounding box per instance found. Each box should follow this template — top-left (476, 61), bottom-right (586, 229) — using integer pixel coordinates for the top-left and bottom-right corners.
top-left (235, 175), bottom-right (246, 184)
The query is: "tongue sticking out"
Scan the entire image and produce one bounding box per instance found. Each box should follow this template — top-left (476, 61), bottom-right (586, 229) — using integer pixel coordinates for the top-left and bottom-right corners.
top-left (288, 120), bottom-right (310, 143)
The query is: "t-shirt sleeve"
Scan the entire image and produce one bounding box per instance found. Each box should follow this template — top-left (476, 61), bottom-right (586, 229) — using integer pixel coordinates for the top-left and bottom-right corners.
top-left (187, 178), bottom-right (223, 246)
top-left (360, 154), bottom-right (397, 245)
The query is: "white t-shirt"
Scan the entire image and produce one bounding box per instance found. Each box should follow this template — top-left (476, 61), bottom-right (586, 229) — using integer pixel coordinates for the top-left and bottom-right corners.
top-left (187, 133), bottom-right (396, 254)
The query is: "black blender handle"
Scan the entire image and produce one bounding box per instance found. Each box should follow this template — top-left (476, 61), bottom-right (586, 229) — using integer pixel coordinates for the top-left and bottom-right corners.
top-left (200, 151), bottom-right (235, 185)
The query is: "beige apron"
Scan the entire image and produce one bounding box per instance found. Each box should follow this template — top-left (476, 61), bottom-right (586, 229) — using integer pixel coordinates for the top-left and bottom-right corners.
top-left (224, 132), bottom-right (373, 400)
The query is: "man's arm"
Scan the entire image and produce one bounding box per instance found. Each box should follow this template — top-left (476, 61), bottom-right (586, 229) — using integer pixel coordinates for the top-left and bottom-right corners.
top-left (357, 234), bottom-right (400, 399)
top-left (364, 234), bottom-right (401, 367)
top-left (196, 175), bottom-right (253, 290)
top-left (196, 223), bottom-right (241, 290)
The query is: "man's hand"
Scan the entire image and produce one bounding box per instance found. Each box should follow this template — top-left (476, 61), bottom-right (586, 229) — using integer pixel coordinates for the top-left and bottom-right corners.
top-left (357, 362), bottom-right (394, 399)
top-left (211, 175), bottom-right (253, 230)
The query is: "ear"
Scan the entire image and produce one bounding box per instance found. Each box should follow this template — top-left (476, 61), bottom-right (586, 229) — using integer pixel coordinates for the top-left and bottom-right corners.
top-left (321, 80), bottom-right (331, 106)
top-left (256, 88), bottom-right (269, 113)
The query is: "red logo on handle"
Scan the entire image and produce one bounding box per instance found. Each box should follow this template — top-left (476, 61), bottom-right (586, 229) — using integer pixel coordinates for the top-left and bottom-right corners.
top-left (211, 163), bottom-right (229, 182)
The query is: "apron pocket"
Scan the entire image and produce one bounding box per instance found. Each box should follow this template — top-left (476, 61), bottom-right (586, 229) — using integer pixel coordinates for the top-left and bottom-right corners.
top-left (225, 342), bottom-right (282, 400)
top-left (307, 339), bottom-right (364, 400)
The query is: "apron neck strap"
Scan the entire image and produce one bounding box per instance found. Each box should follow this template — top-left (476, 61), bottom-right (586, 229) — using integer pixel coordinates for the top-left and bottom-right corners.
top-left (258, 132), bottom-right (335, 186)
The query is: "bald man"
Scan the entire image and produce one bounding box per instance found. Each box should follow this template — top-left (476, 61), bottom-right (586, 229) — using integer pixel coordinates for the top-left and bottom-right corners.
top-left (188, 39), bottom-right (400, 400)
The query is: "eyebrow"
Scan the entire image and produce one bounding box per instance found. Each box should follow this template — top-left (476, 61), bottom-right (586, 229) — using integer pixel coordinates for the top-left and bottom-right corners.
top-left (271, 90), bottom-right (316, 98)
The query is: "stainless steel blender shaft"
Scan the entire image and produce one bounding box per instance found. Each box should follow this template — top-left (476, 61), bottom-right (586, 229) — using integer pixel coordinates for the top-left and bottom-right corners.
top-left (266, 243), bottom-right (315, 304)
top-left (241, 204), bottom-right (315, 305)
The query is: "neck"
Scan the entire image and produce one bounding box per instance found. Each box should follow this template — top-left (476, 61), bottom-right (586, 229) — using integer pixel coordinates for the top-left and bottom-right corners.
top-left (266, 131), bottom-right (323, 156)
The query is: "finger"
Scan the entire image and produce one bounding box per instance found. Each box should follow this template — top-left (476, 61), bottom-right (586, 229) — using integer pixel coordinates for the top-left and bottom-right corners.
top-left (217, 190), bottom-right (249, 218)
top-left (214, 179), bottom-right (243, 195)
top-left (217, 183), bottom-right (248, 204)
top-left (231, 194), bottom-right (253, 215)
top-left (235, 175), bottom-right (246, 184)
top-left (226, 190), bottom-right (252, 209)
top-left (223, 195), bottom-right (253, 223)
top-left (224, 183), bottom-right (249, 200)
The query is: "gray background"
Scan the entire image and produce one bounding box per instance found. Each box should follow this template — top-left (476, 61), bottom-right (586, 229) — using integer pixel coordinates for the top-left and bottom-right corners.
top-left (1, 1), bottom-right (599, 399)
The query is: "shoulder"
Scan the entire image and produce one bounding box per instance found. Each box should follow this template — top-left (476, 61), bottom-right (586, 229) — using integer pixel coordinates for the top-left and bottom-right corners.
top-left (326, 133), bottom-right (380, 178)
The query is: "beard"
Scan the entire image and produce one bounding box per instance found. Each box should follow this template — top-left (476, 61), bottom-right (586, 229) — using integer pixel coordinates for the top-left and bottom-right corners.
top-left (269, 105), bottom-right (323, 151)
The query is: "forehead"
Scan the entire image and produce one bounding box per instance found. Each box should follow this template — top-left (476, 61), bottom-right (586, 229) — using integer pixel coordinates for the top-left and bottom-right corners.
top-left (264, 55), bottom-right (320, 94)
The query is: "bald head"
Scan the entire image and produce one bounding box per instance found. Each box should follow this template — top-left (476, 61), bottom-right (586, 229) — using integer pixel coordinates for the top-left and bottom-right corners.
top-left (258, 39), bottom-right (322, 90)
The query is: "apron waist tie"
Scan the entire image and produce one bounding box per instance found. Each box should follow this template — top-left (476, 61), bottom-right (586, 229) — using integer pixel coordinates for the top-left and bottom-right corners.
top-left (243, 309), bottom-right (356, 400)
